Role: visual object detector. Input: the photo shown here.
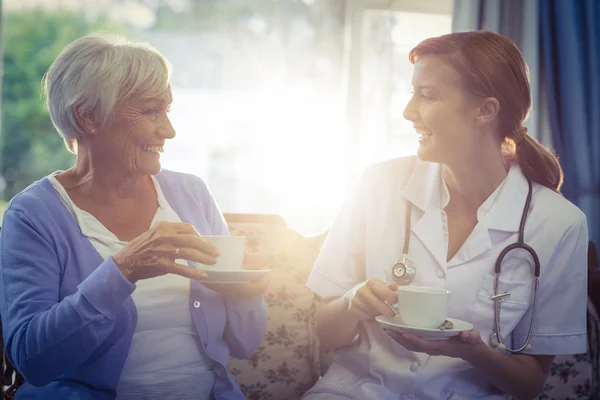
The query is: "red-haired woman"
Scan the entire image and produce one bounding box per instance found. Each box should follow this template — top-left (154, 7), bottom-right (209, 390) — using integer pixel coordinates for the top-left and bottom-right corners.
top-left (303, 31), bottom-right (588, 400)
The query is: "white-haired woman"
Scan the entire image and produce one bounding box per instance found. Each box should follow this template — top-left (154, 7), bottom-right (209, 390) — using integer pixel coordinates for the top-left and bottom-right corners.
top-left (0, 34), bottom-right (268, 400)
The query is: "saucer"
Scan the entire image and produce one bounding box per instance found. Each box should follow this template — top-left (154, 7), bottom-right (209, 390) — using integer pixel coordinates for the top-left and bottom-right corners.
top-left (375, 316), bottom-right (473, 340)
top-left (196, 268), bottom-right (271, 284)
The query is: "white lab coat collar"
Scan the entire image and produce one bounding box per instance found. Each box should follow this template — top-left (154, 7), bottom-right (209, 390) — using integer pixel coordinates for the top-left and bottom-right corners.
top-left (482, 164), bottom-right (530, 233)
top-left (400, 159), bottom-right (531, 269)
top-left (401, 159), bottom-right (530, 233)
top-left (401, 160), bottom-right (446, 268)
top-left (400, 159), bottom-right (440, 213)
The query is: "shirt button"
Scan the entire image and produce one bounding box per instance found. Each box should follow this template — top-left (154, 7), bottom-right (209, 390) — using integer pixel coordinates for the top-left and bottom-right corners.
top-left (409, 362), bottom-right (420, 372)
top-left (436, 270), bottom-right (445, 278)
top-left (193, 301), bottom-right (201, 308)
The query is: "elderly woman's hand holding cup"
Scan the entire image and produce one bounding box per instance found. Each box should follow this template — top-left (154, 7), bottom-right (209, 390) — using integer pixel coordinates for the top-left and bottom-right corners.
top-left (113, 221), bottom-right (220, 283)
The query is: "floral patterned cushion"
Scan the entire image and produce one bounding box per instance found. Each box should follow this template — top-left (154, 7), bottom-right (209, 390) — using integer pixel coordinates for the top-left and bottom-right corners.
top-left (536, 299), bottom-right (600, 399)
top-left (225, 214), bottom-right (327, 400)
top-left (536, 353), bottom-right (593, 399)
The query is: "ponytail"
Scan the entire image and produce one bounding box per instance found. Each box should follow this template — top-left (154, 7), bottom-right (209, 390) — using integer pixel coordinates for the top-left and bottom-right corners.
top-left (515, 129), bottom-right (564, 192)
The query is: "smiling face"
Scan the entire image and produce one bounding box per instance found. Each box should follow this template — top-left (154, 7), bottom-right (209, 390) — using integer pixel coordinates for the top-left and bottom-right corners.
top-left (91, 87), bottom-right (175, 177)
top-left (403, 55), bottom-right (482, 166)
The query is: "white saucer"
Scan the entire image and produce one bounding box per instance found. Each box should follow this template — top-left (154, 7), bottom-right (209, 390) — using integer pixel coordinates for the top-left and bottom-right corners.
top-left (196, 268), bottom-right (271, 284)
top-left (375, 316), bottom-right (473, 340)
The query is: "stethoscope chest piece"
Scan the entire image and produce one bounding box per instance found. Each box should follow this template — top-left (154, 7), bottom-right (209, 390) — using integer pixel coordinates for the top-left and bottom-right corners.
top-left (489, 331), bottom-right (503, 348)
top-left (392, 254), bottom-right (416, 285)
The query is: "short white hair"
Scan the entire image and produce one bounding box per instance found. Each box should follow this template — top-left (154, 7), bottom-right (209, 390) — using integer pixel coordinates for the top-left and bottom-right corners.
top-left (42, 33), bottom-right (172, 152)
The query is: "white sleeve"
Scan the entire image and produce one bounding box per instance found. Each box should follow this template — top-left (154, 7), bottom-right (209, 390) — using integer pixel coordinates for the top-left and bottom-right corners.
top-left (512, 212), bottom-right (589, 355)
top-left (305, 172), bottom-right (368, 299)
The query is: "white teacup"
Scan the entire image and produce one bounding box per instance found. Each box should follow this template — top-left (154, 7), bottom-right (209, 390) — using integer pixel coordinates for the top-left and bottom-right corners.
top-left (393, 286), bottom-right (451, 329)
top-left (195, 236), bottom-right (245, 270)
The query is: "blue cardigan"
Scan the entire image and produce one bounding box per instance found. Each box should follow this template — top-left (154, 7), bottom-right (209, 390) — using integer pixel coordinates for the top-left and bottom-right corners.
top-left (0, 170), bottom-right (267, 399)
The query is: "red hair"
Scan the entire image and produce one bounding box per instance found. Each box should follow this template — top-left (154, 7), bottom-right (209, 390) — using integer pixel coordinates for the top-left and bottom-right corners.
top-left (409, 31), bottom-right (563, 192)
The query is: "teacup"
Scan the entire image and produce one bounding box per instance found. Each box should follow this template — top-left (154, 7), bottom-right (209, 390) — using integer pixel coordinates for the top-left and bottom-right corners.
top-left (393, 285), bottom-right (451, 329)
top-left (195, 236), bottom-right (245, 270)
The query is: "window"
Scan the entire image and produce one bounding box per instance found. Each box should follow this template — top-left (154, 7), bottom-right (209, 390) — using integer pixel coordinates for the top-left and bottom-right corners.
top-left (159, 1), bottom-right (453, 235)
top-left (356, 9), bottom-right (453, 170)
top-left (2, 0), bottom-right (453, 235)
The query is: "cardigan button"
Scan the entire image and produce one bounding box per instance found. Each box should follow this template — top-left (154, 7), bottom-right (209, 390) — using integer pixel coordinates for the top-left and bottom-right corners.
top-left (193, 301), bottom-right (201, 308)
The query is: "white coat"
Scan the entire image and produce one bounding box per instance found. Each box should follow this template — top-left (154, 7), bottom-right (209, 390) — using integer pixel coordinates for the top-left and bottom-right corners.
top-left (303, 156), bottom-right (588, 400)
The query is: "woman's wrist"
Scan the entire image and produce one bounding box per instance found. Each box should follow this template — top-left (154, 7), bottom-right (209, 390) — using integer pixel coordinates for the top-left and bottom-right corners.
top-left (461, 337), bottom-right (492, 365)
top-left (113, 255), bottom-right (137, 284)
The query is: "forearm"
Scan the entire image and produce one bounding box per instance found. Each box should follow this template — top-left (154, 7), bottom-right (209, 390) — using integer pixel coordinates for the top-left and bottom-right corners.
top-left (316, 295), bottom-right (361, 350)
top-left (9, 295), bottom-right (117, 385)
top-left (4, 259), bottom-right (135, 385)
top-left (465, 345), bottom-right (547, 399)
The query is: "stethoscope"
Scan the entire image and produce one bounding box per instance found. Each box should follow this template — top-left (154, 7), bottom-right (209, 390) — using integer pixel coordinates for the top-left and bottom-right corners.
top-left (391, 179), bottom-right (540, 353)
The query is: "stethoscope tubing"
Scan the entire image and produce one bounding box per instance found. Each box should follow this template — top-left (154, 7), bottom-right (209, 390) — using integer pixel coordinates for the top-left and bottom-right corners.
top-left (393, 178), bottom-right (539, 353)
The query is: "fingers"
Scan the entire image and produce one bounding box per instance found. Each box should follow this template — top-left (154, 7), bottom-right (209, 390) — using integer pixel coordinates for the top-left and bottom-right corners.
top-left (347, 306), bottom-right (373, 321)
top-left (149, 243), bottom-right (216, 266)
top-left (168, 234), bottom-right (220, 258)
top-left (175, 246), bottom-right (218, 265)
top-left (366, 279), bottom-right (398, 305)
top-left (383, 328), bottom-right (405, 343)
top-left (163, 261), bottom-right (209, 281)
top-left (250, 275), bottom-right (269, 292)
top-left (459, 329), bottom-right (480, 344)
top-left (156, 221), bottom-right (200, 235)
top-left (242, 252), bottom-right (267, 270)
top-left (382, 329), bottom-right (440, 353)
top-left (350, 290), bottom-right (396, 318)
top-left (152, 222), bottom-right (220, 258)
top-left (351, 279), bottom-right (397, 317)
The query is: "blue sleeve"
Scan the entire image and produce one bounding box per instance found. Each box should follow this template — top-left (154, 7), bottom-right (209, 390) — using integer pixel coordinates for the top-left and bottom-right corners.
top-left (0, 209), bottom-right (135, 386)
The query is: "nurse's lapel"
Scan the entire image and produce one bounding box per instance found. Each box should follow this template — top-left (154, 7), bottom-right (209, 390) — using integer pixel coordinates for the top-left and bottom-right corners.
top-left (482, 165), bottom-right (529, 234)
top-left (412, 207), bottom-right (447, 269)
top-left (449, 165), bottom-right (530, 268)
top-left (401, 160), bottom-right (447, 270)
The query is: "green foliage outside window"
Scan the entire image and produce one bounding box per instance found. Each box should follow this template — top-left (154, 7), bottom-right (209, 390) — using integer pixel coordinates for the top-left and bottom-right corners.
top-left (1, 9), bottom-right (122, 201)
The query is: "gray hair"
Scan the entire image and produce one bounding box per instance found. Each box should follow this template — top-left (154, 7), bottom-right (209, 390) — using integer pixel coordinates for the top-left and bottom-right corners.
top-left (42, 33), bottom-right (172, 153)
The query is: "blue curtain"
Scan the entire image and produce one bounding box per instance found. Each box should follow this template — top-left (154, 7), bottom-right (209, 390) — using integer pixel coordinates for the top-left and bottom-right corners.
top-left (540, 0), bottom-right (600, 245)
top-left (452, 0), bottom-right (552, 144)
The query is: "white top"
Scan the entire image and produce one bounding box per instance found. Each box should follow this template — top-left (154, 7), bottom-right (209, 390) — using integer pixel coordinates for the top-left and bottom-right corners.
top-left (49, 174), bottom-right (216, 400)
top-left (304, 156), bottom-right (588, 400)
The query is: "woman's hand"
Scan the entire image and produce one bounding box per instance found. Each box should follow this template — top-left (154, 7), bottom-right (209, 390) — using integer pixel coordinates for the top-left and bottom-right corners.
top-left (343, 279), bottom-right (398, 321)
top-left (204, 253), bottom-right (269, 300)
top-left (113, 221), bottom-right (219, 283)
top-left (382, 327), bottom-right (486, 360)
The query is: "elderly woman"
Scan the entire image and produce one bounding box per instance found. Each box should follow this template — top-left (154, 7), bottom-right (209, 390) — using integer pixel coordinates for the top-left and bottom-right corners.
top-left (0, 34), bottom-right (268, 399)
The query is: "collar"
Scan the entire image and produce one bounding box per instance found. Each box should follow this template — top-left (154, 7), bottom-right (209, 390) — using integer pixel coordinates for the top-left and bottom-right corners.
top-left (401, 159), bottom-right (530, 233)
top-left (400, 159), bottom-right (441, 212)
top-left (482, 164), bottom-right (530, 233)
